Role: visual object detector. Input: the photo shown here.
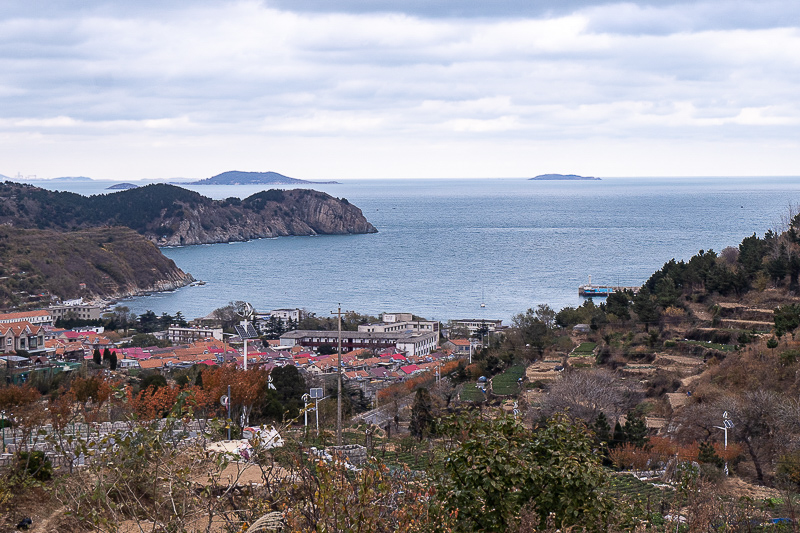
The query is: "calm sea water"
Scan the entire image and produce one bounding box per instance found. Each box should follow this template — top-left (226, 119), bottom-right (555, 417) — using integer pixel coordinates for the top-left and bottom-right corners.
top-left (25, 177), bottom-right (800, 323)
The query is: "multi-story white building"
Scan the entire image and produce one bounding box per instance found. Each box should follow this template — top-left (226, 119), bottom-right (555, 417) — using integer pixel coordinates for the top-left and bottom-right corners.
top-left (358, 320), bottom-right (439, 334)
top-left (452, 319), bottom-right (502, 335)
top-left (50, 301), bottom-right (103, 322)
top-left (279, 329), bottom-right (438, 358)
top-left (168, 325), bottom-right (223, 344)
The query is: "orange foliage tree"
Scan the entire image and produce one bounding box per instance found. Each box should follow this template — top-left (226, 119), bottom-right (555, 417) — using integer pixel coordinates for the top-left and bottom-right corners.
top-left (377, 360), bottom-right (463, 403)
top-left (195, 364), bottom-right (271, 426)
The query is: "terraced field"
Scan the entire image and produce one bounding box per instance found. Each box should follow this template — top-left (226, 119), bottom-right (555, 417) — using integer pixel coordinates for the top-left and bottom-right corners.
top-left (572, 342), bottom-right (597, 356)
top-left (492, 365), bottom-right (526, 395)
top-left (459, 384), bottom-right (486, 402)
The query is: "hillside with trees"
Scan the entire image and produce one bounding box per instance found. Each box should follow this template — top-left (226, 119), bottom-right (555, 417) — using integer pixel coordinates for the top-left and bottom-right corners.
top-left (7, 212), bottom-right (800, 530)
top-left (0, 226), bottom-right (193, 308)
top-left (0, 181), bottom-right (377, 246)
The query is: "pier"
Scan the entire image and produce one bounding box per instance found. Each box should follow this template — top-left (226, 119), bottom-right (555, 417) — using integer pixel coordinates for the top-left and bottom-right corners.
top-left (578, 276), bottom-right (640, 297)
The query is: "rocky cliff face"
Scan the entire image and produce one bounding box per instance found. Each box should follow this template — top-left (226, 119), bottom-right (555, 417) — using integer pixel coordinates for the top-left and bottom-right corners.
top-left (148, 189), bottom-right (378, 246)
top-left (0, 182), bottom-right (377, 247)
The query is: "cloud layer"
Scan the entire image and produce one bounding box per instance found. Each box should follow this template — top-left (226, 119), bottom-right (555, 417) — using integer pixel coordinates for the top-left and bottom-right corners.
top-left (1, 0), bottom-right (798, 179)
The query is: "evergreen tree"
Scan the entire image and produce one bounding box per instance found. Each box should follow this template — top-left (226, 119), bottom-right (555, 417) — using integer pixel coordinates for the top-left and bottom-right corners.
top-left (102, 347), bottom-right (112, 364)
top-left (623, 412), bottom-right (649, 448)
top-left (633, 288), bottom-right (660, 331)
top-left (173, 311), bottom-right (188, 327)
top-left (593, 412), bottom-right (611, 445)
top-left (410, 388), bottom-right (436, 440)
top-left (611, 421), bottom-right (625, 449)
top-left (93, 348), bottom-right (101, 365)
top-left (698, 441), bottom-right (723, 468)
top-left (604, 291), bottom-right (630, 320)
top-left (109, 350), bottom-right (118, 371)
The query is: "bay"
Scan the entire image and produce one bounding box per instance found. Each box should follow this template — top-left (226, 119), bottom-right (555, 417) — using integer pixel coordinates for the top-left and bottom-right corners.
top-left (28, 177), bottom-right (800, 323)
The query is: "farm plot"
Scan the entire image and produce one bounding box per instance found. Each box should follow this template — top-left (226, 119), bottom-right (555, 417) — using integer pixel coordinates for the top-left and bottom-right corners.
top-left (459, 384), bottom-right (486, 402)
top-left (491, 365), bottom-right (526, 395)
top-left (571, 342), bottom-right (597, 356)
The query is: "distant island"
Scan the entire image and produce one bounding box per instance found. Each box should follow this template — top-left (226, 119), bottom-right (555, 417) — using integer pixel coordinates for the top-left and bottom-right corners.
top-left (188, 170), bottom-right (340, 186)
top-left (52, 176), bottom-right (94, 182)
top-left (530, 174), bottom-right (601, 181)
top-left (107, 182), bottom-right (139, 190)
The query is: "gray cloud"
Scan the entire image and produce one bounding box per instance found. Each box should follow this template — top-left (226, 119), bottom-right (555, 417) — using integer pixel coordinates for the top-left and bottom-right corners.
top-left (0, 0), bottom-right (797, 179)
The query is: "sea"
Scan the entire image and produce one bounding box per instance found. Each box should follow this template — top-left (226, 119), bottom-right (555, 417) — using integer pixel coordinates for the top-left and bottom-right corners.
top-left (23, 177), bottom-right (800, 324)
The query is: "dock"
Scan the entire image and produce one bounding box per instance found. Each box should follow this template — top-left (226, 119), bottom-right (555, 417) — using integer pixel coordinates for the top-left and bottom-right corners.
top-left (578, 276), bottom-right (640, 297)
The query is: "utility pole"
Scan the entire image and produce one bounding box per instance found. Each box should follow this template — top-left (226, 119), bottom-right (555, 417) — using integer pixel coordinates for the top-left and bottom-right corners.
top-left (331, 305), bottom-right (343, 445)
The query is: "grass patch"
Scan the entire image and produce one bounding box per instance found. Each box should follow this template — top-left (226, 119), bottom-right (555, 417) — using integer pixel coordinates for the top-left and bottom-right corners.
top-left (459, 384), bottom-right (486, 402)
top-left (607, 473), bottom-right (672, 503)
top-left (491, 365), bottom-right (526, 395)
top-left (572, 342), bottom-right (597, 356)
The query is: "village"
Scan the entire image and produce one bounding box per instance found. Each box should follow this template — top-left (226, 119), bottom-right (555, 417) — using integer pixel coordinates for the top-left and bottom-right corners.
top-left (0, 303), bottom-right (497, 405)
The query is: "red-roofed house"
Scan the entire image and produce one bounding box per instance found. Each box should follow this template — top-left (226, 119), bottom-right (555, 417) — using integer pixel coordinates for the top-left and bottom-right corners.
top-left (399, 364), bottom-right (421, 376)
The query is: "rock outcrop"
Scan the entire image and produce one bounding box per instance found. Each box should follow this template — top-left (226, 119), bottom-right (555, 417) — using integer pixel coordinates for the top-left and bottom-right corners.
top-left (150, 189), bottom-right (378, 246)
top-left (0, 182), bottom-right (378, 247)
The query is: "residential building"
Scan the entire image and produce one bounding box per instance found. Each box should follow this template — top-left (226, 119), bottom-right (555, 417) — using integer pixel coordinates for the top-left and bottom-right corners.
top-left (279, 329), bottom-right (438, 358)
top-left (1, 321), bottom-right (46, 353)
top-left (381, 313), bottom-right (413, 323)
top-left (271, 308), bottom-right (301, 323)
top-left (168, 325), bottom-right (223, 344)
top-left (442, 338), bottom-right (472, 357)
top-left (452, 319), bottom-right (503, 335)
top-left (358, 320), bottom-right (439, 334)
top-left (0, 310), bottom-right (53, 327)
top-left (50, 301), bottom-right (103, 322)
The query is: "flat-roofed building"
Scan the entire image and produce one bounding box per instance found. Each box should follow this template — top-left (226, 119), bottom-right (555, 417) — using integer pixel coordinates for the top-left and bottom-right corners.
top-left (50, 301), bottom-right (103, 322)
top-left (358, 320), bottom-right (439, 334)
top-left (279, 329), bottom-right (438, 358)
top-left (452, 319), bottom-right (503, 335)
top-left (168, 325), bottom-right (223, 344)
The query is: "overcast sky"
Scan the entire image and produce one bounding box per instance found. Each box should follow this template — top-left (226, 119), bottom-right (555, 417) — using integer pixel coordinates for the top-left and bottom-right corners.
top-left (1, 0), bottom-right (799, 180)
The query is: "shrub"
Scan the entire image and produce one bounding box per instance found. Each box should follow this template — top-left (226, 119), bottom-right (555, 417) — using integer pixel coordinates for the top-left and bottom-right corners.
top-left (779, 349), bottom-right (800, 366)
top-left (16, 450), bottom-right (53, 481)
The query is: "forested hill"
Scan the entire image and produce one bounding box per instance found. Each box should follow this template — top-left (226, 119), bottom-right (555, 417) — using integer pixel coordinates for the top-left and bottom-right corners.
top-left (0, 226), bottom-right (193, 308)
top-left (0, 182), bottom-right (377, 246)
top-left (188, 170), bottom-right (339, 185)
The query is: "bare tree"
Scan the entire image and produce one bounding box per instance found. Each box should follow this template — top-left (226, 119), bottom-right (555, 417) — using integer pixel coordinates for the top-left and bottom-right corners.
top-left (538, 369), bottom-right (642, 425)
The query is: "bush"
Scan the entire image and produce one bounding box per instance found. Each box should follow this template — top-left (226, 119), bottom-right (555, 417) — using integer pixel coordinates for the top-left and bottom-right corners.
top-left (779, 349), bottom-right (800, 366)
top-left (16, 450), bottom-right (53, 481)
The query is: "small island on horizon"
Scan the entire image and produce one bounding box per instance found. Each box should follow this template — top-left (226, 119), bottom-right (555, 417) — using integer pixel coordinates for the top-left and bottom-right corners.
top-left (530, 174), bottom-right (601, 181)
top-left (107, 182), bottom-right (139, 190)
top-left (188, 170), bottom-right (340, 186)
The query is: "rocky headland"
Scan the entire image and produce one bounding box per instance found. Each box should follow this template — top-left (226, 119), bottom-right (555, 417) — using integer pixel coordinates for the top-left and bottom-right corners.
top-left (0, 182), bottom-right (377, 246)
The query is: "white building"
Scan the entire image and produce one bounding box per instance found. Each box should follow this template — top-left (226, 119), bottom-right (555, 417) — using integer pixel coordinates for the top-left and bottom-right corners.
top-left (50, 301), bottom-right (103, 322)
top-left (168, 325), bottom-right (223, 344)
top-left (358, 320), bottom-right (439, 334)
top-left (0, 310), bottom-right (53, 327)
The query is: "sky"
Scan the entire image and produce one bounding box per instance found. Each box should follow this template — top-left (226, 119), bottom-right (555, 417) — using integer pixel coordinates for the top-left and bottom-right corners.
top-left (1, 0), bottom-right (799, 180)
